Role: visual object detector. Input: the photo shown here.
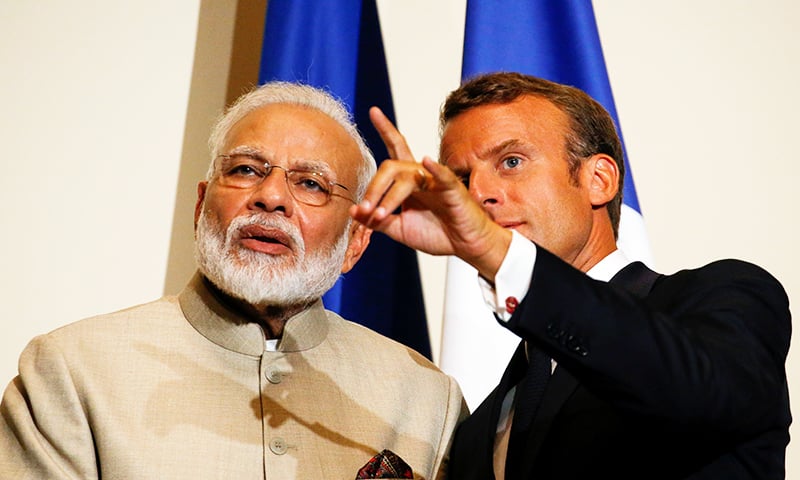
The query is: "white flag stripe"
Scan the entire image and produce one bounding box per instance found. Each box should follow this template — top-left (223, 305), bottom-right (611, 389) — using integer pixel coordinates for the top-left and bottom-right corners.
top-left (617, 204), bottom-right (654, 267)
top-left (439, 256), bottom-right (519, 410)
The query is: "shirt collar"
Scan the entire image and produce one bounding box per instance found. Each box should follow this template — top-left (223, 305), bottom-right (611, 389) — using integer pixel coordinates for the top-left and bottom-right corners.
top-left (586, 249), bottom-right (631, 282)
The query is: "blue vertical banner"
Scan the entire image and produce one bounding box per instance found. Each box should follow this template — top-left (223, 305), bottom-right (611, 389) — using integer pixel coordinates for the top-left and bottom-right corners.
top-left (441, 0), bottom-right (652, 408)
top-left (259, 0), bottom-right (432, 358)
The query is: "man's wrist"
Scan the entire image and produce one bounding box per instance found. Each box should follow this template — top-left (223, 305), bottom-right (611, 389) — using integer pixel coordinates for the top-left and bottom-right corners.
top-left (472, 227), bottom-right (513, 285)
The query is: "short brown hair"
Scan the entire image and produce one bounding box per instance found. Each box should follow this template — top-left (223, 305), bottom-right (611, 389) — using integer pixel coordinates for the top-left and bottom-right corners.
top-left (440, 72), bottom-right (624, 238)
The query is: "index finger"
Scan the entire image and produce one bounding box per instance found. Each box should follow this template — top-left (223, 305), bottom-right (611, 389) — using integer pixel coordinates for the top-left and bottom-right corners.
top-left (369, 106), bottom-right (416, 162)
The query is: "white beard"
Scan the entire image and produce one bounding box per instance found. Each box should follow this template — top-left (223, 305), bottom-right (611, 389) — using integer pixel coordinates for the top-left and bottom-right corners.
top-left (194, 208), bottom-right (350, 307)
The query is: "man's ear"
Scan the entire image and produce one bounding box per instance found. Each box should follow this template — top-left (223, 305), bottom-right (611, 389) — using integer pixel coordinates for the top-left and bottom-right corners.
top-left (194, 182), bottom-right (208, 230)
top-left (587, 154), bottom-right (619, 207)
top-left (341, 222), bottom-right (372, 274)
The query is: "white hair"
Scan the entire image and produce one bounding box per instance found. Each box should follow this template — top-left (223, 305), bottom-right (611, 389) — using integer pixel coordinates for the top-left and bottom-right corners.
top-left (207, 82), bottom-right (376, 200)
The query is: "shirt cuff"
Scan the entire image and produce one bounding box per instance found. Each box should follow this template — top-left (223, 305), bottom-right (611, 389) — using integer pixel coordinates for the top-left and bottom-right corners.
top-left (478, 230), bottom-right (537, 322)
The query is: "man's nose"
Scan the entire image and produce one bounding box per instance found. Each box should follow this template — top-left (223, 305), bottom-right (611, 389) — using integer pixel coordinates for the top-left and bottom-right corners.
top-left (468, 169), bottom-right (501, 208)
top-left (249, 167), bottom-right (294, 215)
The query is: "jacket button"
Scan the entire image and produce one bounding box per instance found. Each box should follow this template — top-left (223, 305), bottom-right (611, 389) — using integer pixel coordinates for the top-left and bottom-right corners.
top-left (269, 437), bottom-right (288, 455)
top-left (266, 368), bottom-right (282, 384)
top-left (565, 336), bottom-right (587, 356)
top-left (546, 323), bottom-right (564, 340)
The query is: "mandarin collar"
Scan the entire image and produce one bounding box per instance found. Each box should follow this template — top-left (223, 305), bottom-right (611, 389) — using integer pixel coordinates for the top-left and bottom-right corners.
top-left (178, 272), bottom-right (330, 356)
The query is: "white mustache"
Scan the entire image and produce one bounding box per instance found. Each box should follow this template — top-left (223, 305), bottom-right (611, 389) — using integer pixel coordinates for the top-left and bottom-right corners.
top-left (225, 214), bottom-right (305, 255)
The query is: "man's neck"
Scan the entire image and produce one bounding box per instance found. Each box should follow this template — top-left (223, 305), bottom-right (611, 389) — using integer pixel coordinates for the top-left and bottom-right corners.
top-left (570, 220), bottom-right (619, 273)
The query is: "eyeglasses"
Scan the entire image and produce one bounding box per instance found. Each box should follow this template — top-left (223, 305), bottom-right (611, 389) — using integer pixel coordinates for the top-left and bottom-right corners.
top-left (214, 154), bottom-right (356, 206)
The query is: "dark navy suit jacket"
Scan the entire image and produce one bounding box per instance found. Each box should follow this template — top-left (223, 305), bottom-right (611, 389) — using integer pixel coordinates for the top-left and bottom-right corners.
top-left (448, 247), bottom-right (791, 479)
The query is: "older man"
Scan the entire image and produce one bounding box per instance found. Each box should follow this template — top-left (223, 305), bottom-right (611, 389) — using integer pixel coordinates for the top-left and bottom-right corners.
top-left (0, 82), bottom-right (465, 479)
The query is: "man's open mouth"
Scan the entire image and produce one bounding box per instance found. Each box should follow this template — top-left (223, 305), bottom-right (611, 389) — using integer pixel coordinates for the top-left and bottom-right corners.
top-left (238, 224), bottom-right (294, 252)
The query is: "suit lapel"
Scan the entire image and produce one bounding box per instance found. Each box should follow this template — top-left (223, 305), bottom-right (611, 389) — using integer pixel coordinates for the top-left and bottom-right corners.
top-left (517, 365), bottom-right (580, 477)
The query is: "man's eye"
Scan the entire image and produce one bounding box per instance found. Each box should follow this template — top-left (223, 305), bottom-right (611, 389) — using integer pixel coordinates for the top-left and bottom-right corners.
top-left (501, 156), bottom-right (522, 169)
top-left (458, 175), bottom-right (470, 189)
top-left (300, 179), bottom-right (322, 191)
top-left (293, 173), bottom-right (330, 193)
top-left (228, 164), bottom-right (263, 176)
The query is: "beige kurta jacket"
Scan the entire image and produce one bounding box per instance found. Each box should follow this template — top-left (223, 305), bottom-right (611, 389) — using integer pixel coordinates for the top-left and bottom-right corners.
top-left (0, 273), bottom-right (467, 479)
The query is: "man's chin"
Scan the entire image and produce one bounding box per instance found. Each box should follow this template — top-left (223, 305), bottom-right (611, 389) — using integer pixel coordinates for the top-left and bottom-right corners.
top-left (208, 263), bottom-right (327, 307)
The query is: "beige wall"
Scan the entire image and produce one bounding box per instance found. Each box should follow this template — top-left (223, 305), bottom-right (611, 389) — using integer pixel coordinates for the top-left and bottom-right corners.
top-left (1, 1), bottom-right (798, 476)
top-left (0, 1), bottom-right (202, 382)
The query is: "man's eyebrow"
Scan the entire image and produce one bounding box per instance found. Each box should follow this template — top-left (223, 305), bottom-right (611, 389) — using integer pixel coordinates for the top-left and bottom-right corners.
top-left (290, 158), bottom-right (338, 179)
top-left (226, 145), bottom-right (267, 158)
top-left (293, 158), bottom-right (329, 171)
top-left (483, 138), bottom-right (526, 158)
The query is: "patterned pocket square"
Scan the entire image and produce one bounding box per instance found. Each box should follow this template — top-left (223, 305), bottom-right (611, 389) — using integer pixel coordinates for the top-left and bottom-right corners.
top-left (355, 449), bottom-right (413, 479)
